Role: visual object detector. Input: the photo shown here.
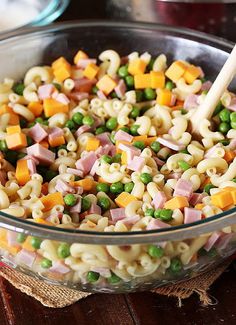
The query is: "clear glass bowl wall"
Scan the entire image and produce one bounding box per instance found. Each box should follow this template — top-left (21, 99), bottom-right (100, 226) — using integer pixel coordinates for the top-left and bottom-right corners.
top-left (0, 22), bottom-right (236, 293)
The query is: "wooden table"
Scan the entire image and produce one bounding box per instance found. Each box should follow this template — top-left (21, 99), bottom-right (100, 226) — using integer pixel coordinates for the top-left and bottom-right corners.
top-left (0, 1), bottom-right (236, 324)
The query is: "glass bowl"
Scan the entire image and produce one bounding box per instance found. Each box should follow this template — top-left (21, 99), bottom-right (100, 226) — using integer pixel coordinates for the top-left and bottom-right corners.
top-left (0, 21), bottom-right (236, 293)
top-left (0, 0), bottom-right (70, 34)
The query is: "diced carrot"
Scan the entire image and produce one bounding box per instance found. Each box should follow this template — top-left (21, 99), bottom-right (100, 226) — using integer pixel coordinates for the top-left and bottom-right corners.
top-left (41, 193), bottom-right (64, 212)
top-left (195, 203), bottom-right (204, 210)
top-left (165, 61), bottom-right (187, 82)
top-left (222, 187), bottom-right (236, 204)
top-left (15, 159), bottom-right (30, 186)
top-left (39, 140), bottom-right (49, 149)
top-left (116, 140), bottom-right (130, 154)
top-left (164, 196), bottom-right (189, 209)
top-left (43, 98), bottom-right (69, 117)
top-left (132, 135), bottom-right (147, 143)
top-left (41, 182), bottom-right (49, 195)
top-left (145, 136), bottom-right (157, 145)
top-left (52, 57), bottom-right (71, 70)
top-left (128, 59), bottom-right (147, 76)
top-left (224, 150), bottom-right (236, 163)
top-left (22, 236), bottom-right (36, 252)
top-left (211, 190), bottom-right (234, 208)
top-left (115, 192), bottom-right (137, 208)
top-left (5, 133), bottom-right (27, 150)
top-left (96, 74), bottom-right (117, 95)
top-left (85, 138), bottom-right (100, 151)
top-left (74, 50), bottom-right (89, 64)
top-left (83, 63), bottom-right (99, 80)
top-left (121, 151), bottom-right (128, 165)
top-left (156, 89), bottom-right (172, 106)
top-left (6, 125), bottom-right (21, 135)
top-left (28, 101), bottom-right (44, 117)
top-left (70, 179), bottom-right (95, 191)
top-left (134, 73), bottom-right (151, 89)
top-left (183, 65), bottom-right (201, 84)
top-left (150, 71), bottom-right (165, 89)
top-left (48, 136), bottom-right (65, 147)
top-left (53, 65), bottom-right (71, 82)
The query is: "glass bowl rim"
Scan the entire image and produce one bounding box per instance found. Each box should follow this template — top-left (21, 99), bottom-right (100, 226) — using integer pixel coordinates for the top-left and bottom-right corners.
top-left (0, 20), bottom-right (235, 245)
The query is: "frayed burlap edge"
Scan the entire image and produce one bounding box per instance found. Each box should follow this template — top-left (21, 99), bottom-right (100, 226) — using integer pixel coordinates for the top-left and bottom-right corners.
top-left (0, 260), bottom-right (231, 308)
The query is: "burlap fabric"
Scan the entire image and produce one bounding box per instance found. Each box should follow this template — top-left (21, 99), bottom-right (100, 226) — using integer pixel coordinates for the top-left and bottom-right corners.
top-left (0, 261), bottom-right (231, 308)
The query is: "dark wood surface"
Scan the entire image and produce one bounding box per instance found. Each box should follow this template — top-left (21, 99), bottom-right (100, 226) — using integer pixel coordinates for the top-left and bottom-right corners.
top-left (0, 1), bottom-right (236, 324)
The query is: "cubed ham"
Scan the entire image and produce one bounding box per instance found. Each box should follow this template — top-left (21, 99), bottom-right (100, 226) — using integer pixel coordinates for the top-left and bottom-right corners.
top-left (16, 249), bottom-right (36, 268)
top-left (22, 155), bottom-right (39, 165)
top-left (69, 91), bottom-right (89, 101)
top-left (152, 192), bottom-right (167, 209)
top-left (28, 123), bottom-right (48, 143)
top-left (189, 193), bottom-right (207, 206)
top-left (165, 172), bottom-right (182, 180)
top-left (201, 81), bottom-right (212, 91)
top-left (110, 208), bottom-right (126, 222)
top-left (204, 231), bottom-right (222, 252)
top-left (52, 93), bottom-right (70, 105)
top-left (27, 158), bottom-right (37, 175)
top-left (157, 137), bottom-right (185, 151)
top-left (95, 145), bottom-right (109, 157)
top-left (89, 203), bottom-right (102, 215)
top-left (122, 215), bottom-right (140, 225)
top-left (70, 198), bottom-right (82, 213)
top-left (114, 79), bottom-right (126, 98)
top-left (97, 90), bottom-right (107, 100)
top-left (215, 233), bottom-right (234, 250)
top-left (90, 159), bottom-right (100, 176)
top-left (48, 127), bottom-right (63, 138)
top-left (118, 143), bottom-right (141, 156)
top-left (38, 84), bottom-right (54, 100)
top-left (55, 179), bottom-right (76, 194)
top-left (74, 78), bottom-right (96, 91)
top-left (170, 94), bottom-right (177, 106)
top-left (75, 125), bottom-right (91, 138)
top-left (75, 152), bottom-right (97, 175)
top-left (183, 94), bottom-right (198, 110)
top-left (146, 218), bottom-right (171, 230)
top-left (76, 58), bottom-right (97, 69)
top-left (66, 168), bottom-right (84, 177)
top-left (184, 207), bottom-right (202, 224)
top-left (50, 261), bottom-right (70, 274)
top-left (27, 143), bottom-right (55, 165)
top-left (127, 156), bottom-right (145, 172)
top-left (96, 133), bottom-right (112, 146)
top-left (173, 179), bottom-right (193, 199)
top-left (114, 129), bottom-right (133, 142)
top-left (153, 157), bottom-right (165, 167)
top-left (7, 231), bottom-right (20, 247)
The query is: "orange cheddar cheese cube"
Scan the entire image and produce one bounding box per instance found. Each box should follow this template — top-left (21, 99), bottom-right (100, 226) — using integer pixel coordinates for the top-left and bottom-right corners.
top-left (115, 192), bottom-right (137, 208)
top-left (98, 177), bottom-right (109, 184)
top-left (28, 101), bottom-right (43, 117)
top-left (15, 159), bottom-right (30, 185)
top-left (6, 125), bottom-right (21, 135)
top-left (0, 105), bottom-right (19, 125)
top-left (115, 140), bottom-right (130, 154)
top-left (41, 193), bottom-right (64, 212)
top-left (195, 203), bottom-right (204, 210)
top-left (74, 50), bottom-right (89, 64)
top-left (222, 187), bottom-right (236, 204)
top-left (164, 196), bottom-right (189, 210)
top-left (224, 150), bottom-right (236, 163)
top-left (183, 65), bottom-right (201, 84)
top-left (156, 89), bottom-right (172, 106)
top-left (70, 179), bottom-right (95, 191)
top-left (132, 135), bottom-right (148, 144)
top-left (39, 140), bottom-right (49, 149)
top-left (134, 73), bottom-right (151, 89)
top-left (121, 151), bottom-right (128, 165)
top-left (145, 136), bottom-right (157, 145)
top-left (22, 236), bottom-right (36, 252)
top-left (34, 218), bottom-right (54, 226)
top-left (96, 74), bottom-right (117, 95)
top-left (165, 61), bottom-right (187, 82)
top-left (128, 59), bottom-right (147, 76)
top-left (211, 191), bottom-right (234, 209)
top-left (43, 98), bottom-right (69, 117)
top-left (83, 62), bottom-right (99, 80)
top-left (150, 71), bottom-right (165, 89)
top-left (5, 133), bottom-right (27, 150)
top-left (52, 57), bottom-right (71, 70)
top-left (53, 65), bottom-right (71, 82)
top-left (85, 138), bottom-right (100, 151)
top-left (48, 136), bottom-right (65, 148)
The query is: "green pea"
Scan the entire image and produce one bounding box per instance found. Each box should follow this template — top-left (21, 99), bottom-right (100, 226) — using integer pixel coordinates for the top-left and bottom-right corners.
top-left (16, 233), bottom-right (27, 243)
top-left (179, 149), bottom-right (189, 154)
top-left (124, 182), bottom-right (134, 193)
top-left (28, 122), bottom-right (36, 128)
top-left (147, 58), bottom-right (155, 71)
top-left (218, 122), bottom-right (230, 134)
top-left (213, 102), bottom-right (223, 116)
top-left (120, 126), bottom-right (130, 133)
top-left (17, 152), bottom-right (27, 160)
top-left (87, 271), bottom-right (100, 283)
top-left (135, 90), bottom-right (143, 102)
top-left (95, 126), bottom-right (108, 135)
top-left (12, 83), bottom-right (25, 96)
top-left (110, 182), bottom-right (124, 194)
top-left (150, 141), bottom-right (160, 153)
top-left (118, 65), bottom-right (129, 78)
top-left (178, 160), bottom-right (190, 171)
top-left (144, 88), bottom-right (156, 100)
top-left (107, 272), bottom-right (121, 284)
top-left (204, 184), bottom-right (215, 194)
top-left (154, 209), bottom-right (162, 218)
top-left (181, 109), bottom-right (187, 115)
top-left (96, 183), bottom-right (110, 193)
top-left (145, 208), bottom-right (155, 217)
top-left (130, 124), bottom-right (139, 136)
top-left (42, 120), bottom-right (49, 126)
top-left (140, 173), bottom-right (152, 184)
top-left (231, 121), bottom-right (236, 129)
top-left (112, 153), bottom-right (121, 163)
top-left (35, 117), bottom-right (44, 124)
top-left (101, 155), bottom-right (112, 164)
top-left (57, 243), bottom-right (70, 258)
top-left (125, 75), bottom-right (134, 88)
top-left (165, 81), bottom-right (174, 90)
top-left (72, 112), bottom-right (84, 125)
top-left (230, 112), bottom-right (236, 123)
top-left (20, 118), bottom-right (27, 128)
top-left (219, 109), bottom-right (231, 122)
top-left (98, 197), bottom-right (111, 211)
top-left (207, 248), bottom-right (217, 258)
top-left (0, 139), bottom-right (8, 152)
top-left (65, 120), bottom-right (76, 130)
top-left (200, 77), bottom-right (206, 83)
top-left (148, 245), bottom-right (164, 258)
top-left (52, 82), bottom-right (62, 92)
top-left (81, 197), bottom-right (91, 211)
top-left (170, 258), bottom-right (182, 273)
top-left (27, 136), bottom-right (33, 146)
top-left (159, 209), bottom-right (173, 221)
top-left (129, 106), bottom-right (140, 119)
top-left (41, 258), bottom-right (52, 269)
top-left (219, 139), bottom-right (230, 146)
top-left (64, 194), bottom-right (77, 206)
top-left (83, 115), bottom-right (94, 126)
top-left (232, 178), bottom-right (236, 183)
top-left (31, 237), bottom-right (42, 249)
top-left (133, 141), bottom-right (145, 150)
top-left (91, 85), bottom-right (98, 94)
top-left (106, 117), bottom-right (118, 131)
